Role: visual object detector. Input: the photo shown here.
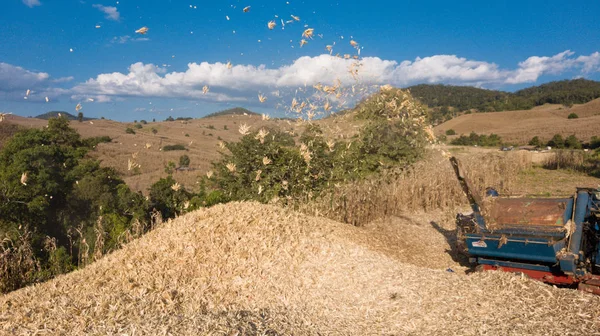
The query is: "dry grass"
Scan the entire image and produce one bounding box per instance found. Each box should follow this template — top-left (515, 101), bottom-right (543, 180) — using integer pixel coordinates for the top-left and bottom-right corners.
top-left (1, 202), bottom-right (599, 335)
top-left (297, 149), bottom-right (533, 226)
top-left (434, 98), bottom-right (600, 144)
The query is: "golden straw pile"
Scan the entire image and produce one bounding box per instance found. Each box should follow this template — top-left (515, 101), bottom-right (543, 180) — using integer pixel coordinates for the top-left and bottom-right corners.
top-left (1, 202), bottom-right (599, 335)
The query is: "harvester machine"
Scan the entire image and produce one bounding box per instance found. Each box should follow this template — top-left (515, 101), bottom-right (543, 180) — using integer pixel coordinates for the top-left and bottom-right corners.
top-left (450, 157), bottom-right (600, 294)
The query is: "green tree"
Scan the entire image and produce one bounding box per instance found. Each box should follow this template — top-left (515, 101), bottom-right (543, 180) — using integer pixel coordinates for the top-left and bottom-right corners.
top-left (179, 155), bottom-right (190, 167)
top-left (565, 134), bottom-right (582, 149)
top-left (148, 176), bottom-right (191, 219)
top-left (445, 129), bottom-right (456, 136)
top-left (548, 134), bottom-right (565, 149)
top-left (567, 113), bottom-right (579, 119)
top-left (77, 112), bottom-right (83, 122)
top-left (528, 136), bottom-right (541, 147)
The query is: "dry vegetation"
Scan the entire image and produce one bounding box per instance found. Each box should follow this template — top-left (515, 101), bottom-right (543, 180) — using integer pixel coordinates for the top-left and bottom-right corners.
top-left (434, 98), bottom-right (600, 144)
top-left (1, 202), bottom-right (599, 335)
top-left (296, 149), bottom-right (533, 226)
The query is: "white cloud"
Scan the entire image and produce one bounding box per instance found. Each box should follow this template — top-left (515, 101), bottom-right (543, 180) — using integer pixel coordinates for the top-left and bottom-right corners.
top-left (73, 51), bottom-right (600, 104)
top-left (93, 4), bottom-right (120, 21)
top-left (3, 50), bottom-right (600, 105)
top-left (577, 52), bottom-right (600, 73)
top-left (22, 0), bottom-right (41, 8)
top-left (0, 63), bottom-right (49, 91)
top-left (505, 50), bottom-right (576, 84)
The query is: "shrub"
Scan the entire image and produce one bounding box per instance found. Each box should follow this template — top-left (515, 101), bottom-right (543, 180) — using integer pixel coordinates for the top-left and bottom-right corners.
top-left (223, 125), bottom-right (228, 130)
top-left (148, 176), bottom-right (191, 219)
top-left (450, 132), bottom-right (502, 147)
top-left (162, 144), bottom-right (187, 151)
top-left (528, 136), bottom-right (541, 147)
top-left (185, 133), bottom-right (190, 137)
top-left (207, 125), bottom-right (216, 130)
top-left (140, 120), bottom-right (148, 124)
top-left (165, 116), bottom-right (175, 122)
top-left (125, 127), bottom-right (136, 134)
top-left (179, 155), bottom-right (190, 167)
top-left (567, 113), bottom-right (579, 119)
top-left (151, 128), bottom-right (158, 135)
top-left (565, 134), bottom-right (582, 149)
top-left (134, 123), bottom-right (143, 129)
top-left (547, 134), bottom-right (565, 149)
top-left (445, 129), bottom-right (456, 135)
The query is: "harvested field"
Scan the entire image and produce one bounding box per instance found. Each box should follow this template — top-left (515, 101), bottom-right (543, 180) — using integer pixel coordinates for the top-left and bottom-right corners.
top-left (2, 202), bottom-right (599, 335)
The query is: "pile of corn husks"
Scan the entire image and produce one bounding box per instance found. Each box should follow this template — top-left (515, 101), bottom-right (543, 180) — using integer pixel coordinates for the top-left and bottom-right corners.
top-left (1, 202), bottom-right (599, 335)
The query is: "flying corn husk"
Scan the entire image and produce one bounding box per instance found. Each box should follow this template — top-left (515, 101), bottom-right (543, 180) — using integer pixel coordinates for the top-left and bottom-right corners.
top-left (261, 113), bottom-right (270, 121)
top-left (258, 94), bottom-right (267, 103)
top-left (325, 45), bottom-right (333, 54)
top-left (145, 143), bottom-right (152, 149)
top-left (171, 182), bottom-right (181, 191)
top-left (324, 101), bottom-right (332, 111)
top-left (291, 15), bottom-right (300, 21)
top-left (45, 97), bottom-right (49, 102)
top-left (0, 113), bottom-right (11, 122)
top-left (262, 156), bottom-right (272, 165)
top-left (268, 21), bottom-right (276, 30)
top-left (226, 61), bottom-right (232, 69)
top-left (302, 28), bottom-right (314, 39)
top-left (300, 39), bottom-right (307, 47)
top-left (206, 170), bottom-right (213, 179)
top-left (350, 40), bottom-right (358, 47)
top-left (257, 185), bottom-right (263, 194)
top-left (255, 170), bottom-right (262, 182)
top-left (226, 163), bottom-right (236, 172)
top-left (238, 123), bottom-right (250, 136)
top-left (20, 172), bottom-right (28, 186)
top-left (243, 6), bottom-right (250, 12)
top-left (135, 27), bottom-right (149, 35)
top-left (26, 89), bottom-right (31, 96)
top-left (202, 85), bottom-right (209, 94)
top-left (75, 103), bottom-right (82, 112)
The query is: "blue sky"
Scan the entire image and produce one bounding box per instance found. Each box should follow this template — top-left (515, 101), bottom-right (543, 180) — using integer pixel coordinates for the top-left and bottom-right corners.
top-left (1, 0), bottom-right (600, 121)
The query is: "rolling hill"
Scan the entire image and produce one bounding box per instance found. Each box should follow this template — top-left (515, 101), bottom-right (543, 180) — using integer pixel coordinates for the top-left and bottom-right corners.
top-left (434, 98), bottom-right (600, 144)
top-left (35, 111), bottom-right (95, 121)
top-left (409, 79), bottom-right (600, 123)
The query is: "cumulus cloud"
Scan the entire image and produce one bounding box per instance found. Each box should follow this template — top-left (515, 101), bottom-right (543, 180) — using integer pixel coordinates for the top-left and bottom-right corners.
top-left (0, 63), bottom-right (50, 91)
top-left (577, 52), bottom-right (600, 73)
top-left (3, 50), bottom-right (600, 105)
top-left (0, 63), bottom-right (70, 101)
top-left (93, 4), bottom-right (120, 21)
top-left (22, 0), bottom-right (41, 8)
top-left (71, 51), bottom-right (600, 104)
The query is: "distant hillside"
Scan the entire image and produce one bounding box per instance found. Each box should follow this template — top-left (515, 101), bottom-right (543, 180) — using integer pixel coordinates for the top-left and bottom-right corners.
top-left (35, 111), bottom-right (94, 121)
top-left (203, 107), bottom-right (259, 118)
top-left (408, 79), bottom-right (600, 123)
top-left (434, 98), bottom-right (600, 145)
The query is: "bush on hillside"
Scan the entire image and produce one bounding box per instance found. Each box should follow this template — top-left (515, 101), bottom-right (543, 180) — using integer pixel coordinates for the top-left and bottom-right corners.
top-left (568, 113), bottom-right (579, 119)
top-left (450, 132), bottom-right (502, 147)
top-left (162, 144), bottom-right (187, 151)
